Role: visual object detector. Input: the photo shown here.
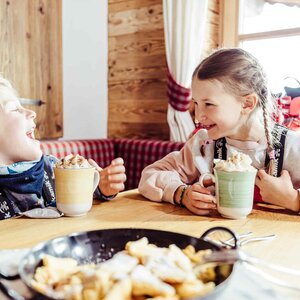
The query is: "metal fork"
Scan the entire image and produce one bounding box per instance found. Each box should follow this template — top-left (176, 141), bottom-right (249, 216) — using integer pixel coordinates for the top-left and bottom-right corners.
top-left (221, 234), bottom-right (276, 247)
top-left (201, 249), bottom-right (300, 291)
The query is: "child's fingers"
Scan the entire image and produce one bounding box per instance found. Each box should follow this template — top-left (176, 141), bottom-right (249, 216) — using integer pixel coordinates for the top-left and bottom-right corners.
top-left (186, 185), bottom-right (216, 205)
top-left (202, 177), bottom-right (214, 187)
top-left (88, 159), bottom-right (102, 171)
top-left (111, 157), bottom-right (124, 166)
top-left (190, 207), bottom-right (212, 216)
top-left (190, 191), bottom-right (216, 204)
top-left (106, 173), bottom-right (127, 183)
top-left (255, 176), bottom-right (261, 187)
top-left (107, 165), bottom-right (125, 175)
top-left (256, 169), bottom-right (267, 180)
top-left (280, 169), bottom-right (290, 179)
top-left (109, 182), bottom-right (125, 191)
top-left (192, 183), bottom-right (211, 195)
top-left (191, 200), bottom-right (216, 210)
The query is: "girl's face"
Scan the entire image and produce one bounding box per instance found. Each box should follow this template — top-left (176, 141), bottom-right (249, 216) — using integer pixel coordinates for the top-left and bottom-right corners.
top-left (192, 78), bottom-right (246, 140)
top-left (0, 98), bottom-right (42, 164)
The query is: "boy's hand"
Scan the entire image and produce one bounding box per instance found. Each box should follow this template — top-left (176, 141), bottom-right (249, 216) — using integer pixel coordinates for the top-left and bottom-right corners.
top-left (255, 169), bottom-right (299, 211)
top-left (176, 182), bottom-right (216, 216)
top-left (89, 158), bottom-right (126, 197)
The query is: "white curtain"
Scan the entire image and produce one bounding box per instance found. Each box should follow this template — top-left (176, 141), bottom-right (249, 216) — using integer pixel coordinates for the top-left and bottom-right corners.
top-left (163, 0), bottom-right (209, 142)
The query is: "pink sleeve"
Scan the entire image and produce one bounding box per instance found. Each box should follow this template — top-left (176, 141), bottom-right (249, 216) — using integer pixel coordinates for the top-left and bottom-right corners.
top-left (138, 136), bottom-right (200, 204)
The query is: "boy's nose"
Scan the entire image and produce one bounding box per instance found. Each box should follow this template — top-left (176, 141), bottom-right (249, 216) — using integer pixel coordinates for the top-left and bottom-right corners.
top-left (26, 108), bottom-right (36, 119)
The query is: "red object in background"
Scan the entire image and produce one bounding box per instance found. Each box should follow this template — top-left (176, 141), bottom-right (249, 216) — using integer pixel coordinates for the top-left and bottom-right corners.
top-left (254, 185), bottom-right (262, 203)
top-left (277, 96), bottom-right (300, 131)
top-left (289, 96), bottom-right (300, 116)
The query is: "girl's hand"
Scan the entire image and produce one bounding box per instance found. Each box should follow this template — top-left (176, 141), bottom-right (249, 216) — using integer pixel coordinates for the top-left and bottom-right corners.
top-left (89, 158), bottom-right (126, 197)
top-left (181, 182), bottom-right (217, 216)
top-left (255, 169), bottom-right (299, 211)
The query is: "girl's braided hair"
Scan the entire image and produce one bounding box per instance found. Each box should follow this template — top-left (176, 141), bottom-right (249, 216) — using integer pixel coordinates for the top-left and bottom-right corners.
top-left (193, 48), bottom-right (278, 175)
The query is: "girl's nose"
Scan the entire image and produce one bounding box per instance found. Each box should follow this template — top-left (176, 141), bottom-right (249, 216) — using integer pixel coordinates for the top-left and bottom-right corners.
top-left (196, 112), bottom-right (207, 123)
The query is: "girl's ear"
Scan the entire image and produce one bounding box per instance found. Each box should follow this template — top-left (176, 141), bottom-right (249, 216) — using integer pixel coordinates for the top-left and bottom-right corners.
top-left (242, 93), bottom-right (258, 113)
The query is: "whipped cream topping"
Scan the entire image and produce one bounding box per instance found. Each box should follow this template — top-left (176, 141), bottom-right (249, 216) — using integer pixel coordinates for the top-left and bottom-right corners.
top-left (55, 154), bottom-right (91, 169)
top-left (214, 150), bottom-right (256, 172)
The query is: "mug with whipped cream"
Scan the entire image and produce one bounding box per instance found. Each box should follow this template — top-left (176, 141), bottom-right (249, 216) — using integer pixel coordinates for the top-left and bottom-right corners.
top-left (54, 154), bottom-right (100, 217)
top-left (199, 151), bottom-right (257, 219)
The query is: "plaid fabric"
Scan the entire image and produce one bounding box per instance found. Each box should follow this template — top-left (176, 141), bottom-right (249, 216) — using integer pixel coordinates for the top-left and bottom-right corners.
top-left (40, 139), bottom-right (115, 168)
top-left (115, 138), bottom-right (184, 190)
top-left (167, 70), bottom-right (191, 112)
top-left (40, 138), bottom-right (184, 190)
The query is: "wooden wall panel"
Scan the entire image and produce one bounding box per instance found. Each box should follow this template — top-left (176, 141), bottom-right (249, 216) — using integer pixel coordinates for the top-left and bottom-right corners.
top-left (0, 0), bottom-right (62, 139)
top-left (108, 0), bottom-right (220, 140)
top-left (108, 0), bottom-right (168, 140)
top-left (203, 0), bottom-right (220, 57)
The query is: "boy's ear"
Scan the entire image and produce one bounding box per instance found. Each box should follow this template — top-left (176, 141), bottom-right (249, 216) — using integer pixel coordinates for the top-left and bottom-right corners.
top-left (242, 93), bottom-right (258, 113)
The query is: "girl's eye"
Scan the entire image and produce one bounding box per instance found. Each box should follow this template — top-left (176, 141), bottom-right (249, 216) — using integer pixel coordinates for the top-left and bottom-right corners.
top-left (205, 103), bottom-right (214, 107)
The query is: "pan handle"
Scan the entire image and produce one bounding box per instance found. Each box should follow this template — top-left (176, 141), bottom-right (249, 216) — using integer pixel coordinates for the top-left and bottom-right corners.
top-left (200, 226), bottom-right (239, 249)
top-left (0, 273), bottom-right (20, 281)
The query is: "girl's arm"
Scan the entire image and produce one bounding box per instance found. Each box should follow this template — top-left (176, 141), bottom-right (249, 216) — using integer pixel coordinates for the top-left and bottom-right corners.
top-left (138, 132), bottom-right (212, 205)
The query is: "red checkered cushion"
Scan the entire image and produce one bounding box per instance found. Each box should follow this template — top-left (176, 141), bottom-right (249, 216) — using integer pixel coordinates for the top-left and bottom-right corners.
top-left (40, 138), bottom-right (185, 190)
top-left (40, 139), bottom-right (115, 168)
top-left (115, 138), bottom-right (184, 190)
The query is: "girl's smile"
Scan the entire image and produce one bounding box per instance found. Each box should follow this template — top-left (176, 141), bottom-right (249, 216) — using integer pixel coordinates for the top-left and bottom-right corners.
top-left (199, 123), bottom-right (215, 130)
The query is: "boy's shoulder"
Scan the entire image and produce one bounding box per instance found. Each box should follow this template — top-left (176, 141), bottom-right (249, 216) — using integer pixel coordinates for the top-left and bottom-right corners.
top-left (44, 155), bottom-right (58, 164)
top-left (43, 155), bottom-right (59, 170)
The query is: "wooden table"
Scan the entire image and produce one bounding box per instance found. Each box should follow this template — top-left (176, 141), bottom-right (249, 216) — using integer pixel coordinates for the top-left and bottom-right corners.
top-left (1, 189), bottom-right (300, 288)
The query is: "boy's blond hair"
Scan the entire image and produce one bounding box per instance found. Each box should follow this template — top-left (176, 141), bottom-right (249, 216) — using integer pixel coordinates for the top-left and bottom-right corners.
top-left (0, 75), bottom-right (19, 108)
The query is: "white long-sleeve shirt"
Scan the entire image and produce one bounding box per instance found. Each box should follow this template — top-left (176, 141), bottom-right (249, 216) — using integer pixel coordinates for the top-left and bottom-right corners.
top-left (138, 129), bottom-right (300, 205)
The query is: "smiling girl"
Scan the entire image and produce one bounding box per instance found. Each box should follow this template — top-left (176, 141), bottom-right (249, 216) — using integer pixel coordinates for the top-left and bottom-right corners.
top-left (138, 48), bottom-right (300, 215)
top-left (0, 76), bottom-right (126, 219)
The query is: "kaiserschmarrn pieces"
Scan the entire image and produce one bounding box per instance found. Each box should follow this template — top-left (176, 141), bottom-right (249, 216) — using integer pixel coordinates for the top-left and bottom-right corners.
top-left (31, 238), bottom-right (220, 300)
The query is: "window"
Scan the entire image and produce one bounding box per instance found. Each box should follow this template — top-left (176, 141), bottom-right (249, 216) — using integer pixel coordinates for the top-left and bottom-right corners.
top-left (221, 0), bottom-right (300, 94)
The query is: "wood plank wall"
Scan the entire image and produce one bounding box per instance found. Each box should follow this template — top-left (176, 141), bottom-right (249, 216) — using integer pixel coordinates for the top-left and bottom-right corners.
top-left (0, 0), bottom-right (62, 140)
top-left (108, 0), bottom-right (219, 140)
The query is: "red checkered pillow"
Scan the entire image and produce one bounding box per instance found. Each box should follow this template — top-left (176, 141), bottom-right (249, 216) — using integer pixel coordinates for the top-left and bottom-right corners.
top-left (40, 139), bottom-right (115, 168)
top-left (115, 138), bottom-right (184, 190)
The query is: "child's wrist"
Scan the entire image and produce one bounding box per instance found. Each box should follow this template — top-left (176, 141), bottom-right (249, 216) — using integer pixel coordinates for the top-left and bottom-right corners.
top-left (174, 185), bottom-right (189, 207)
top-left (292, 189), bottom-right (300, 212)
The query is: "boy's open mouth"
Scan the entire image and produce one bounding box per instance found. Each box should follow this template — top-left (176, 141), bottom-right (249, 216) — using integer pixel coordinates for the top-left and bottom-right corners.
top-left (26, 128), bottom-right (35, 139)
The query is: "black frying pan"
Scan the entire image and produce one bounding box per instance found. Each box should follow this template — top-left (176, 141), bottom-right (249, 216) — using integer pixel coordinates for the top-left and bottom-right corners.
top-left (1, 226), bottom-right (238, 300)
